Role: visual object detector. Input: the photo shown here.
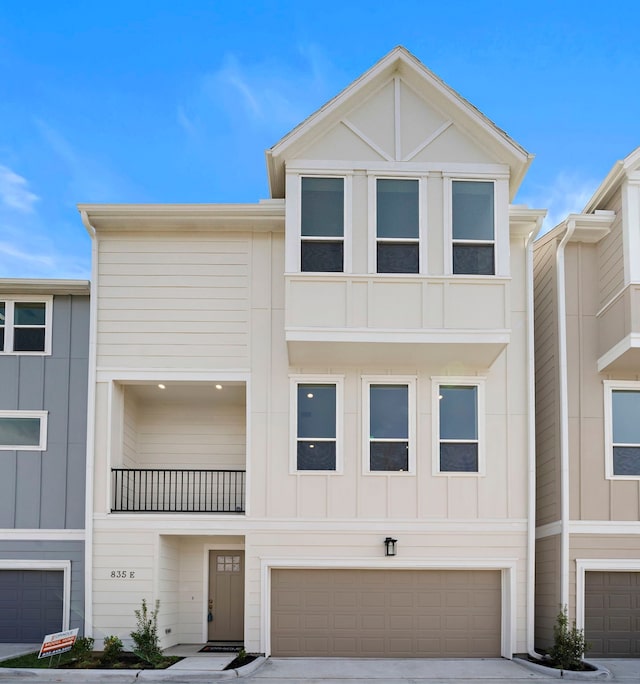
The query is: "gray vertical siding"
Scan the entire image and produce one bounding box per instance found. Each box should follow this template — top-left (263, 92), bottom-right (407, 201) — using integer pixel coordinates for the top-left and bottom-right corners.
top-left (0, 540), bottom-right (85, 635)
top-left (0, 294), bottom-right (89, 529)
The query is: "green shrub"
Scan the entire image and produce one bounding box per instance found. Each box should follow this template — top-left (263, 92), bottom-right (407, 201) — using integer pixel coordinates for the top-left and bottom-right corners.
top-left (101, 635), bottom-right (123, 664)
top-left (130, 598), bottom-right (162, 665)
top-left (550, 605), bottom-right (588, 670)
top-left (71, 636), bottom-right (95, 663)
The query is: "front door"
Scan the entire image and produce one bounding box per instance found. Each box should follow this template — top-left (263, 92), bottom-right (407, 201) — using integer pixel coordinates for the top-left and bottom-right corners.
top-left (207, 551), bottom-right (244, 641)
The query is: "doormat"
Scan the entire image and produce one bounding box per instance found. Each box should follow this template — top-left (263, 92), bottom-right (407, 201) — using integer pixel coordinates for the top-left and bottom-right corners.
top-left (199, 642), bottom-right (243, 653)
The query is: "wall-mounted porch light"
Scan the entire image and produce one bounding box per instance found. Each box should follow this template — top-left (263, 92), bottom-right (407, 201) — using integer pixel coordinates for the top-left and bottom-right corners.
top-left (384, 537), bottom-right (397, 557)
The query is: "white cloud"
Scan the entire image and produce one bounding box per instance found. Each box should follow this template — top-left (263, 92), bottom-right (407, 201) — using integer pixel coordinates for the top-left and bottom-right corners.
top-left (0, 165), bottom-right (39, 212)
top-left (0, 241), bottom-right (55, 269)
top-left (188, 44), bottom-right (342, 135)
top-left (520, 172), bottom-right (599, 235)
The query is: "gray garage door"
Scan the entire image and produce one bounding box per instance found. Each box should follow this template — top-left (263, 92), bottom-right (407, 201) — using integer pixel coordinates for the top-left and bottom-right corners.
top-left (585, 571), bottom-right (640, 657)
top-left (0, 570), bottom-right (64, 642)
top-left (271, 569), bottom-right (502, 657)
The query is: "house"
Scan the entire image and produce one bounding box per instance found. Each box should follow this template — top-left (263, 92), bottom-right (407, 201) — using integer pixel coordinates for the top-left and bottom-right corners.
top-left (534, 147), bottom-right (640, 657)
top-left (79, 46), bottom-right (545, 658)
top-left (0, 279), bottom-right (90, 643)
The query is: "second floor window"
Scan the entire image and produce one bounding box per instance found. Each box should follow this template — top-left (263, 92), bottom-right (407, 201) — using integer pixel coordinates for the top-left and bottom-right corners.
top-left (0, 299), bottom-right (50, 354)
top-left (452, 180), bottom-right (495, 275)
top-left (609, 387), bottom-right (640, 477)
top-left (0, 411), bottom-right (48, 450)
top-left (294, 382), bottom-right (338, 471)
top-left (376, 179), bottom-right (419, 273)
top-left (301, 177), bottom-right (344, 272)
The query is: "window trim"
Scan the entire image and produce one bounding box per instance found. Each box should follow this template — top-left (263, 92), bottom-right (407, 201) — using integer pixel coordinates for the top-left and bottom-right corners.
top-left (0, 295), bottom-right (52, 355)
top-left (443, 175), bottom-right (509, 277)
top-left (0, 410), bottom-right (48, 451)
top-left (432, 376), bottom-right (485, 476)
top-left (296, 174), bottom-right (351, 274)
top-left (368, 174), bottom-right (427, 275)
top-left (604, 380), bottom-right (640, 479)
top-left (361, 375), bottom-right (416, 475)
top-left (289, 375), bottom-right (344, 474)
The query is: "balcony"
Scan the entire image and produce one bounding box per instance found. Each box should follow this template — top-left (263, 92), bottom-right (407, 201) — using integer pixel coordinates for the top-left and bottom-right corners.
top-left (285, 274), bottom-right (510, 366)
top-left (106, 380), bottom-right (247, 515)
top-left (598, 284), bottom-right (640, 371)
top-left (111, 468), bottom-right (245, 513)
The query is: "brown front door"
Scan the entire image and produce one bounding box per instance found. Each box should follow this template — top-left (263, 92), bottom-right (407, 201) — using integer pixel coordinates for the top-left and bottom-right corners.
top-left (208, 551), bottom-right (244, 641)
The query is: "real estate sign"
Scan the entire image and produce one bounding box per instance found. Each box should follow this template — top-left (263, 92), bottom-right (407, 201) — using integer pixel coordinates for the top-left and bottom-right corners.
top-left (38, 628), bottom-right (79, 659)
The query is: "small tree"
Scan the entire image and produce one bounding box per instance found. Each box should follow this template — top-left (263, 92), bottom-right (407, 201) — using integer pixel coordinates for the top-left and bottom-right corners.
top-left (130, 598), bottom-right (162, 665)
top-left (549, 605), bottom-right (588, 671)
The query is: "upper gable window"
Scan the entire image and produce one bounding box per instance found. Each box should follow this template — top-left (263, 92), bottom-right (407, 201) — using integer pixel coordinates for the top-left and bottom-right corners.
top-left (0, 298), bottom-right (52, 355)
top-left (605, 382), bottom-right (640, 478)
top-left (452, 181), bottom-right (495, 275)
top-left (300, 177), bottom-right (344, 272)
top-left (376, 179), bottom-right (419, 273)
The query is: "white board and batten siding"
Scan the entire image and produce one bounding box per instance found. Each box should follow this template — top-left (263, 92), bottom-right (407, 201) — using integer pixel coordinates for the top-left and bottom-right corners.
top-left (96, 233), bottom-right (251, 370)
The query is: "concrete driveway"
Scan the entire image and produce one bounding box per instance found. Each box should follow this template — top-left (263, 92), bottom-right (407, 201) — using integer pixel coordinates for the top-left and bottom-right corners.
top-left (244, 657), bottom-right (616, 682)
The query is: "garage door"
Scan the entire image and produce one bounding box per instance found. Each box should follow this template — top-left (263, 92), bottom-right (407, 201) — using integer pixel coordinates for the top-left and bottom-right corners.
top-left (271, 569), bottom-right (501, 657)
top-left (585, 571), bottom-right (640, 657)
top-left (0, 570), bottom-right (64, 642)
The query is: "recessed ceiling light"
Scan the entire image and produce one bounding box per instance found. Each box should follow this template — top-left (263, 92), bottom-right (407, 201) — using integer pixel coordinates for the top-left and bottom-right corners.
top-left (215, 384), bottom-right (223, 390)
top-left (158, 384), bottom-right (166, 390)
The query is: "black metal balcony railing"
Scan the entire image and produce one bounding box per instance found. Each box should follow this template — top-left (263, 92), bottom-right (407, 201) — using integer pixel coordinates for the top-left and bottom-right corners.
top-left (111, 469), bottom-right (245, 513)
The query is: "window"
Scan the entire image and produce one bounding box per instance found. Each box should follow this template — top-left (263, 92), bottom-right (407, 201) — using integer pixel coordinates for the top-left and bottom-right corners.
top-left (376, 179), bottom-right (419, 273)
top-left (300, 177), bottom-right (344, 272)
top-left (452, 180), bottom-right (495, 275)
top-left (0, 411), bottom-right (48, 450)
top-left (363, 377), bottom-right (415, 473)
top-left (290, 376), bottom-right (343, 472)
top-left (0, 297), bottom-right (51, 354)
top-left (433, 378), bottom-right (485, 474)
top-left (605, 382), bottom-right (640, 478)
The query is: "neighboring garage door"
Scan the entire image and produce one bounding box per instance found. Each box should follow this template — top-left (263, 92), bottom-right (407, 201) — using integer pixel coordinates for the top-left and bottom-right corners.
top-left (585, 571), bottom-right (640, 657)
top-left (0, 570), bottom-right (64, 642)
top-left (271, 569), bottom-right (501, 657)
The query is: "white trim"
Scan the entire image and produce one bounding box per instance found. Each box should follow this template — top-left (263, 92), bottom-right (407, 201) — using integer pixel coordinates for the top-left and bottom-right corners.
top-left (535, 521), bottom-right (562, 539)
top-left (361, 375), bottom-right (416, 475)
top-left (575, 558), bottom-right (640, 632)
top-left (0, 559), bottom-right (71, 631)
top-left (286, 160), bottom-right (510, 175)
top-left (93, 515), bottom-right (527, 533)
top-left (0, 295), bottom-right (53, 356)
top-left (289, 375), bottom-right (344, 475)
top-left (569, 520), bottom-right (640, 534)
top-left (96, 369), bottom-right (251, 383)
top-left (0, 529), bottom-right (85, 540)
top-left (341, 119), bottom-right (393, 162)
top-left (597, 333), bottom-right (640, 372)
top-left (603, 380), bottom-right (640, 479)
top-left (624, 180), bottom-right (640, 284)
top-left (286, 328), bottom-right (510, 345)
top-left (394, 75), bottom-right (401, 161)
top-left (0, 410), bottom-right (48, 451)
top-left (260, 557), bottom-right (517, 658)
top-left (431, 376), bottom-right (486, 476)
top-left (403, 121), bottom-right (453, 162)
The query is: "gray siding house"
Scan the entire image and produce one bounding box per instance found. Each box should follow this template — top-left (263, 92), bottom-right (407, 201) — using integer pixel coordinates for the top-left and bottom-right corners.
top-left (0, 279), bottom-right (90, 642)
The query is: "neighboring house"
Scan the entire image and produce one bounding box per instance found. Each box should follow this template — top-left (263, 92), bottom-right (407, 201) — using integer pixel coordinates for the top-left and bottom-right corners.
top-left (80, 47), bottom-right (545, 658)
top-left (0, 279), bottom-right (90, 643)
top-left (534, 147), bottom-right (640, 657)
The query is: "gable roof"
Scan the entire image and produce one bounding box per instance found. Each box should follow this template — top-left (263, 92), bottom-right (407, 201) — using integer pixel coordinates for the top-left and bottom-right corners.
top-left (583, 145), bottom-right (640, 213)
top-left (265, 46), bottom-right (533, 200)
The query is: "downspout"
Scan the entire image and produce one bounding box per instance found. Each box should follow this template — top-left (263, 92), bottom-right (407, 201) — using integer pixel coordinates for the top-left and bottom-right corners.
top-left (526, 215), bottom-right (544, 659)
top-left (80, 210), bottom-right (98, 638)
top-left (556, 219), bottom-right (576, 616)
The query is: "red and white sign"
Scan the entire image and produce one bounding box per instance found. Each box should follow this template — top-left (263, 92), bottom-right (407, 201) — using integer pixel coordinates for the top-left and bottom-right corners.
top-left (38, 628), bottom-right (79, 659)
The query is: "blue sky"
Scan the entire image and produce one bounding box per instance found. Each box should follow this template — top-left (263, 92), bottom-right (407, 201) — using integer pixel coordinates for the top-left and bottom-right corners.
top-left (1, 1), bottom-right (639, 279)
